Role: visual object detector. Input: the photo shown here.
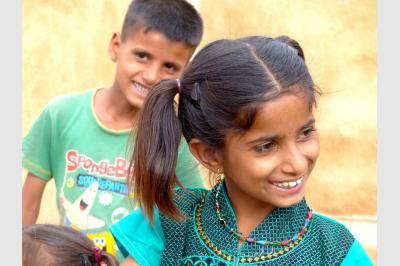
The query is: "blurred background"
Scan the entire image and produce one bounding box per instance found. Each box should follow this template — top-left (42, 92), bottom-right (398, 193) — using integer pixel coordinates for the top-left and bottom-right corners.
top-left (23, 0), bottom-right (376, 263)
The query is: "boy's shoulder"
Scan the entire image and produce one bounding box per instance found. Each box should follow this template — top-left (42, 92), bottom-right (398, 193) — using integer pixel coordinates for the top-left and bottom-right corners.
top-left (46, 88), bottom-right (95, 111)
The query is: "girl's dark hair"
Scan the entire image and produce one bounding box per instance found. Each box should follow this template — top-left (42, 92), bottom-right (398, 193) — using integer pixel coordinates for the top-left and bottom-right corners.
top-left (22, 224), bottom-right (119, 266)
top-left (130, 35), bottom-right (320, 222)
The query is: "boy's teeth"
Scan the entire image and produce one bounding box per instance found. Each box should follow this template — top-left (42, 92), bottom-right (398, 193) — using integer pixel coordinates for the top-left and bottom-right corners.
top-left (134, 83), bottom-right (148, 94)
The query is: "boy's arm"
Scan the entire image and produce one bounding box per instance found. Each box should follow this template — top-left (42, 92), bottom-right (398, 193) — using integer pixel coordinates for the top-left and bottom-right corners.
top-left (22, 172), bottom-right (48, 225)
top-left (121, 256), bottom-right (139, 266)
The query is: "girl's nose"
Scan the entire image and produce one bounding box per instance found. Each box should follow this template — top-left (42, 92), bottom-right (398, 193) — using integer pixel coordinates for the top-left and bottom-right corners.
top-left (280, 144), bottom-right (308, 176)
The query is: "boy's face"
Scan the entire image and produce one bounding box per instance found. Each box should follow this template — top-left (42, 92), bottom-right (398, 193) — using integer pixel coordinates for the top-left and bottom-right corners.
top-left (109, 27), bottom-right (194, 109)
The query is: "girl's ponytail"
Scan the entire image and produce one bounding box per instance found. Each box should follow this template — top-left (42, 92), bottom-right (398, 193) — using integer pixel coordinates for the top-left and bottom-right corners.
top-left (130, 79), bottom-right (183, 223)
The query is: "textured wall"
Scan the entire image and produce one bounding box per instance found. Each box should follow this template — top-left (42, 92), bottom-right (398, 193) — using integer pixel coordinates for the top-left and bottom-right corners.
top-left (23, 0), bottom-right (375, 234)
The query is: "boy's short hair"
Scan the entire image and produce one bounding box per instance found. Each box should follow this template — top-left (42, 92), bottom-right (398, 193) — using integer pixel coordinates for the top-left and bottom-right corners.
top-left (121, 0), bottom-right (203, 47)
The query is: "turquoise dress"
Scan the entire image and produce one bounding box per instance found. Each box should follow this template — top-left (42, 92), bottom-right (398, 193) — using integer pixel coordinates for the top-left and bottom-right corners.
top-left (110, 182), bottom-right (373, 265)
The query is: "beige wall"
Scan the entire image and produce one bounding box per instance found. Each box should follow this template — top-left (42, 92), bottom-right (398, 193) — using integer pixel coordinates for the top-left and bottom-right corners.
top-left (23, 0), bottom-right (376, 260)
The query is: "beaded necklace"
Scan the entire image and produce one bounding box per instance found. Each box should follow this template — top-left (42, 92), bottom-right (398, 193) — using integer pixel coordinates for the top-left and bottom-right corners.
top-left (215, 181), bottom-right (312, 248)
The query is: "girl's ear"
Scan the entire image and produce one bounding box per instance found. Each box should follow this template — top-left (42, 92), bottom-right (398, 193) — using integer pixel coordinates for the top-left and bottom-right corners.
top-left (108, 32), bottom-right (121, 62)
top-left (189, 139), bottom-right (223, 173)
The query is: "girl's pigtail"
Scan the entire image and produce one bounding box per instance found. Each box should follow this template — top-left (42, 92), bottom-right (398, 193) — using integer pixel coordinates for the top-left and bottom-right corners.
top-left (130, 79), bottom-right (183, 223)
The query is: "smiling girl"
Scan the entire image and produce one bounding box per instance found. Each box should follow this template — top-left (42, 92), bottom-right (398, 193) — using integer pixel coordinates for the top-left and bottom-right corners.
top-left (110, 35), bottom-right (372, 265)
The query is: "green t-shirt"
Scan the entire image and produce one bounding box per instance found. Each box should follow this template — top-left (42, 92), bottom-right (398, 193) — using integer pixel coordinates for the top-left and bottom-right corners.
top-left (22, 88), bottom-right (204, 260)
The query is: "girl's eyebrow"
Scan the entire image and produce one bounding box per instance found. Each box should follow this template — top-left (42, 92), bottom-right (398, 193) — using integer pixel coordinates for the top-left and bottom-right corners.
top-left (301, 119), bottom-right (316, 130)
top-left (245, 118), bottom-right (316, 145)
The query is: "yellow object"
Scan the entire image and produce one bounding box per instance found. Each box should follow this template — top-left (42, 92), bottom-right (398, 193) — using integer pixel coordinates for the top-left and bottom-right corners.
top-left (87, 231), bottom-right (117, 255)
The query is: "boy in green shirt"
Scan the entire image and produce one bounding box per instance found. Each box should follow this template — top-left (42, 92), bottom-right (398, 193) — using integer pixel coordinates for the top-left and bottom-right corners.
top-left (22, 0), bottom-right (204, 260)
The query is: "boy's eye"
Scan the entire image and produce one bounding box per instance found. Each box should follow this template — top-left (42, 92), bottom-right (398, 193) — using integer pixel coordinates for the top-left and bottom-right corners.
top-left (255, 142), bottom-right (277, 153)
top-left (164, 63), bottom-right (177, 72)
top-left (135, 52), bottom-right (149, 61)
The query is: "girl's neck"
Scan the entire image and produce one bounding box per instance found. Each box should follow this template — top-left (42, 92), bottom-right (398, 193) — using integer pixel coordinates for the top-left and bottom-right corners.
top-left (93, 87), bottom-right (139, 130)
top-left (223, 180), bottom-right (275, 238)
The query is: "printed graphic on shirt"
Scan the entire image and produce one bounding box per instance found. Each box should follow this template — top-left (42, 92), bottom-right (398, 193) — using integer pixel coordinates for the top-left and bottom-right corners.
top-left (60, 150), bottom-right (133, 233)
top-left (66, 149), bottom-right (130, 181)
top-left (87, 231), bottom-right (118, 255)
top-left (61, 181), bottom-right (106, 230)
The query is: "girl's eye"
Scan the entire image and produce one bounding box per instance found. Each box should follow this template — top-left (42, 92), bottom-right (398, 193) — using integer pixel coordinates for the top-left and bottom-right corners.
top-left (300, 128), bottom-right (316, 140)
top-left (255, 142), bottom-right (277, 153)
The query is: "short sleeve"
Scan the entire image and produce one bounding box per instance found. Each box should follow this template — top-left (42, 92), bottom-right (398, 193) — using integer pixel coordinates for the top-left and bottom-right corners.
top-left (22, 106), bottom-right (53, 180)
top-left (110, 208), bottom-right (165, 266)
top-left (341, 239), bottom-right (373, 266)
top-left (176, 138), bottom-right (205, 188)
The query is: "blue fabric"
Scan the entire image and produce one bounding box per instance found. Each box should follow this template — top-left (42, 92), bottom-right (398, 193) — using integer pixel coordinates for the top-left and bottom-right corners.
top-left (110, 208), bottom-right (165, 266)
top-left (341, 239), bottom-right (374, 266)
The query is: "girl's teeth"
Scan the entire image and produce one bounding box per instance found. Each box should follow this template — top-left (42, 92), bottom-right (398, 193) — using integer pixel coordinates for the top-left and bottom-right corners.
top-left (273, 177), bottom-right (303, 189)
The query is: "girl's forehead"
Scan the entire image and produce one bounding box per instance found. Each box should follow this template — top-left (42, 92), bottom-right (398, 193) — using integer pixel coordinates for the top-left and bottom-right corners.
top-left (245, 93), bottom-right (314, 137)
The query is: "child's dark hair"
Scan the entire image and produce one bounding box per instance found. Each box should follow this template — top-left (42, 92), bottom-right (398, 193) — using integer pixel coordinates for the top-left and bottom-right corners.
top-left (22, 224), bottom-right (119, 266)
top-left (131, 35), bottom-right (320, 223)
top-left (121, 0), bottom-right (203, 47)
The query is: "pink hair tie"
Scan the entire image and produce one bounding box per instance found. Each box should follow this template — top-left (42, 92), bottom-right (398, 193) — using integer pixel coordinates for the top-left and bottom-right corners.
top-left (176, 79), bottom-right (181, 93)
top-left (93, 247), bottom-right (102, 263)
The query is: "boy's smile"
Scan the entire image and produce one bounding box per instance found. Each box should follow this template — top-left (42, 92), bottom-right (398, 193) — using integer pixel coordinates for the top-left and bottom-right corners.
top-left (109, 27), bottom-right (194, 110)
top-left (222, 92), bottom-right (320, 214)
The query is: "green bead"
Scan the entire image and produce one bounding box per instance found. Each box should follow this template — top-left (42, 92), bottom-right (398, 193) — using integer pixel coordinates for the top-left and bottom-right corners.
top-left (271, 241), bottom-right (280, 247)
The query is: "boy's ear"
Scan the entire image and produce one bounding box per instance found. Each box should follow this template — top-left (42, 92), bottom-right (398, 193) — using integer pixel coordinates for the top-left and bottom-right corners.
top-left (189, 139), bottom-right (224, 173)
top-left (108, 32), bottom-right (121, 62)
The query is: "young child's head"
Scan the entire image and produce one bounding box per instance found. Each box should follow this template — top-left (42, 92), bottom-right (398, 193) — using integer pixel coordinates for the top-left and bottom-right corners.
top-left (131, 35), bottom-right (320, 221)
top-left (109, 0), bottom-right (203, 109)
top-left (22, 224), bottom-right (119, 266)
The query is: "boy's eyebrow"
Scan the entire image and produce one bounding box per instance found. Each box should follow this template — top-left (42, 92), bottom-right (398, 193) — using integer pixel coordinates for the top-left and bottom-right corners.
top-left (131, 49), bottom-right (182, 69)
top-left (131, 48), bottom-right (151, 56)
top-left (165, 61), bottom-right (181, 70)
top-left (246, 118), bottom-right (316, 145)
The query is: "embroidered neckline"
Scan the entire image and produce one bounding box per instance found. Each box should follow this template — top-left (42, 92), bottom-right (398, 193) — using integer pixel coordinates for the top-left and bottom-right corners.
top-left (215, 181), bottom-right (312, 248)
top-left (195, 190), bottom-right (312, 263)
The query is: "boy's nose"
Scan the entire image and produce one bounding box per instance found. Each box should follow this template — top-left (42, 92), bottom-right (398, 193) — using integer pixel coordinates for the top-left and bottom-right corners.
top-left (142, 65), bottom-right (160, 87)
top-left (280, 145), bottom-right (308, 176)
